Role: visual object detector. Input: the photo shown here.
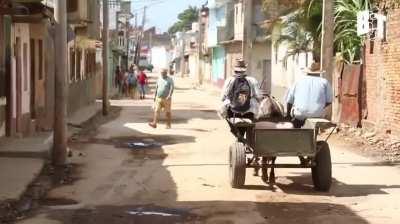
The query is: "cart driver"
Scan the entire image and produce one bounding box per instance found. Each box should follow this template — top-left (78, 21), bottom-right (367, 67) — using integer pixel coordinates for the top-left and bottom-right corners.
top-left (285, 62), bottom-right (333, 128)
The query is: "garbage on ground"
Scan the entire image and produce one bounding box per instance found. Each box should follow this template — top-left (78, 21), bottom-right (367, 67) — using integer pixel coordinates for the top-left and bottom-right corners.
top-left (126, 211), bottom-right (179, 217)
top-left (126, 141), bottom-right (162, 149)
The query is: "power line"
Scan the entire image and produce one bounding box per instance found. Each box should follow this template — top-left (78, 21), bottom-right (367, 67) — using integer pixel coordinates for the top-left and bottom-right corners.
top-left (131, 0), bottom-right (167, 13)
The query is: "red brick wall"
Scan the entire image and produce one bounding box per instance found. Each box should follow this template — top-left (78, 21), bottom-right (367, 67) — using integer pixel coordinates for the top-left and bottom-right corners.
top-left (365, 8), bottom-right (400, 134)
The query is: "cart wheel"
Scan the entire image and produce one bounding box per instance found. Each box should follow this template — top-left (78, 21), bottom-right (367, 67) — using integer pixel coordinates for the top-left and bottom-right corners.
top-left (312, 141), bottom-right (332, 191)
top-left (229, 142), bottom-right (246, 188)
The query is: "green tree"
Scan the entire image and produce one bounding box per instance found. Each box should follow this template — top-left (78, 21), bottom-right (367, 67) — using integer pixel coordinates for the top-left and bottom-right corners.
top-left (334, 0), bottom-right (371, 63)
top-left (265, 0), bottom-right (322, 62)
top-left (265, 0), bottom-right (372, 64)
top-left (168, 6), bottom-right (199, 35)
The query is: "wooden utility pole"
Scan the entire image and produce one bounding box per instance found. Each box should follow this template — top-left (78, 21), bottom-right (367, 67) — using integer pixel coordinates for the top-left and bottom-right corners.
top-left (242, 0), bottom-right (253, 71)
top-left (53, 0), bottom-right (68, 165)
top-left (197, 9), bottom-right (203, 85)
top-left (136, 6), bottom-right (146, 65)
top-left (321, 0), bottom-right (334, 84)
top-left (126, 15), bottom-right (130, 69)
top-left (102, 0), bottom-right (109, 116)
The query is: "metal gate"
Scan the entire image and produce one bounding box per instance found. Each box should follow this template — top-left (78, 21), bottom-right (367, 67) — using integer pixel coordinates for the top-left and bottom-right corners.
top-left (339, 64), bottom-right (362, 126)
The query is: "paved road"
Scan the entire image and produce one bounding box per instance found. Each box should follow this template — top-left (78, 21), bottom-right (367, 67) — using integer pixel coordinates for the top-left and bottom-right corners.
top-left (18, 76), bottom-right (400, 224)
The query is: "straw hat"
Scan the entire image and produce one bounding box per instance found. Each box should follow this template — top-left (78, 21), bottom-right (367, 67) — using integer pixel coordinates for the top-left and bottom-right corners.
top-left (234, 58), bottom-right (247, 73)
top-left (304, 62), bottom-right (324, 75)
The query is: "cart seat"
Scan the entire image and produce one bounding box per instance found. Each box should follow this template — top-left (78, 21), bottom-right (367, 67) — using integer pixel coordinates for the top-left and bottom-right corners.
top-left (255, 121), bottom-right (294, 130)
top-left (228, 118), bottom-right (254, 127)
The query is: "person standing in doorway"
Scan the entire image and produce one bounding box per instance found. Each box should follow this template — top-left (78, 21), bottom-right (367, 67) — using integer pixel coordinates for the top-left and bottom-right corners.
top-left (149, 69), bottom-right (174, 129)
top-left (137, 67), bottom-right (148, 99)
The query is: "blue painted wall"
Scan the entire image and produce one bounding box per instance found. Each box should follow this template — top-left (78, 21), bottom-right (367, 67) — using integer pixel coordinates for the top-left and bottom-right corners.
top-left (212, 46), bottom-right (225, 87)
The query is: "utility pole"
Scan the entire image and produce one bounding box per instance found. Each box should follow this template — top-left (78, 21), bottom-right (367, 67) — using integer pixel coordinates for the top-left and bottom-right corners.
top-left (53, 0), bottom-right (68, 166)
top-left (126, 15), bottom-right (130, 69)
top-left (320, 0), bottom-right (335, 119)
top-left (197, 8), bottom-right (204, 85)
top-left (321, 0), bottom-right (334, 84)
top-left (242, 0), bottom-right (253, 72)
top-left (136, 6), bottom-right (146, 65)
top-left (102, 0), bottom-right (109, 116)
top-left (134, 12), bottom-right (139, 64)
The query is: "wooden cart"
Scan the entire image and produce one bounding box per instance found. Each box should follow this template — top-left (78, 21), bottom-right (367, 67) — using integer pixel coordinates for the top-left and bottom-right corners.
top-left (228, 118), bottom-right (335, 191)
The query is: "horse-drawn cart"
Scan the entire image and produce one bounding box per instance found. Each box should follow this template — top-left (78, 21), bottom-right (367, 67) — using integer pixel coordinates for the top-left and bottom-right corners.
top-left (228, 118), bottom-right (336, 191)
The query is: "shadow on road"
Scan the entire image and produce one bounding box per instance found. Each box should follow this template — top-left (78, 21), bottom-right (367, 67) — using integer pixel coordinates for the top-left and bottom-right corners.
top-left (17, 80), bottom-right (371, 224)
top-left (42, 201), bottom-right (371, 224)
top-left (276, 173), bottom-right (400, 197)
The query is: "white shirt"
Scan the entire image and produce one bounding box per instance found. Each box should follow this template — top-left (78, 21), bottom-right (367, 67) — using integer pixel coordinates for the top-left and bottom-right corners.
top-left (285, 75), bottom-right (333, 120)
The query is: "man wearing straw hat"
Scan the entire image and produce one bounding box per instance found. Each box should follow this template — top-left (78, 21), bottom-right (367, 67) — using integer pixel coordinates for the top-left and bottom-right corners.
top-left (285, 62), bottom-right (333, 128)
top-left (220, 58), bottom-right (262, 120)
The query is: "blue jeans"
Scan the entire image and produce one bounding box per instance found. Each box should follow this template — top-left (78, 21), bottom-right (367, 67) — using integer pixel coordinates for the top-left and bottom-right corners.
top-left (139, 84), bottom-right (146, 96)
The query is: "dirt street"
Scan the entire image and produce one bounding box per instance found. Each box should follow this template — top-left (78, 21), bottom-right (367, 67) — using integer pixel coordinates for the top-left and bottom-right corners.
top-left (17, 76), bottom-right (400, 224)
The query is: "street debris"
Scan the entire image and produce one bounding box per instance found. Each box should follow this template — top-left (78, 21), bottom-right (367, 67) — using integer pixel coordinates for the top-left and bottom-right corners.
top-left (127, 211), bottom-right (180, 217)
top-left (337, 124), bottom-right (400, 162)
top-left (202, 183), bottom-right (216, 188)
top-left (127, 141), bottom-right (162, 149)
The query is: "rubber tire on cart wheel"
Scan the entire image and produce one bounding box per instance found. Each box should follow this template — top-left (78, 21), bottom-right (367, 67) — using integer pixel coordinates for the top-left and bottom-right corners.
top-left (229, 142), bottom-right (246, 188)
top-left (312, 141), bottom-right (332, 191)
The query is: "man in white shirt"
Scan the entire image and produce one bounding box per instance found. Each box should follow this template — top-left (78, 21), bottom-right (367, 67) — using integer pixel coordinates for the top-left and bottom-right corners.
top-left (285, 62), bottom-right (333, 128)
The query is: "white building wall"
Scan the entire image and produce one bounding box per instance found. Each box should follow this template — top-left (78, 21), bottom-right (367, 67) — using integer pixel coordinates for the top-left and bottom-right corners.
top-left (151, 46), bottom-right (168, 70)
top-left (271, 42), bottom-right (313, 103)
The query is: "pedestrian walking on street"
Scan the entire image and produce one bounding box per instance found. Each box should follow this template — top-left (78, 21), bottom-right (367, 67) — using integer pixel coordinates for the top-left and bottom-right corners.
top-left (127, 67), bottom-right (138, 99)
top-left (137, 68), bottom-right (148, 99)
top-left (122, 69), bottom-right (129, 97)
top-left (115, 66), bottom-right (122, 91)
top-left (149, 68), bottom-right (174, 129)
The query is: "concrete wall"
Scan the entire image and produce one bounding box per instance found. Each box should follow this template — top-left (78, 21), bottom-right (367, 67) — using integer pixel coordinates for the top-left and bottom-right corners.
top-left (225, 41), bottom-right (241, 79)
top-left (208, 4), bottom-right (226, 48)
top-left (271, 41), bottom-right (312, 103)
top-left (250, 42), bottom-right (271, 82)
top-left (151, 46), bottom-right (168, 70)
top-left (188, 54), bottom-right (198, 80)
top-left (211, 46), bottom-right (226, 87)
top-left (68, 77), bottom-right (97, 115)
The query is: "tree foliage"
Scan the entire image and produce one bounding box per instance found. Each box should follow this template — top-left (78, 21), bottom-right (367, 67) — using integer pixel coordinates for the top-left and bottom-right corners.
top-left (334, 0), bottom-right (371, 63)
top-left (168, 6), bottom-right (199, 35)
top-left (263, 0), bottom-right (372, 64)
top-left (268, 0), bottom-right (322, 62)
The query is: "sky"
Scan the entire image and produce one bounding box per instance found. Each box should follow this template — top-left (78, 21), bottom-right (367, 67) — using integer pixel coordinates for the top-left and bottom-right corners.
top-left (131, 0), bottom-right (206, 33)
